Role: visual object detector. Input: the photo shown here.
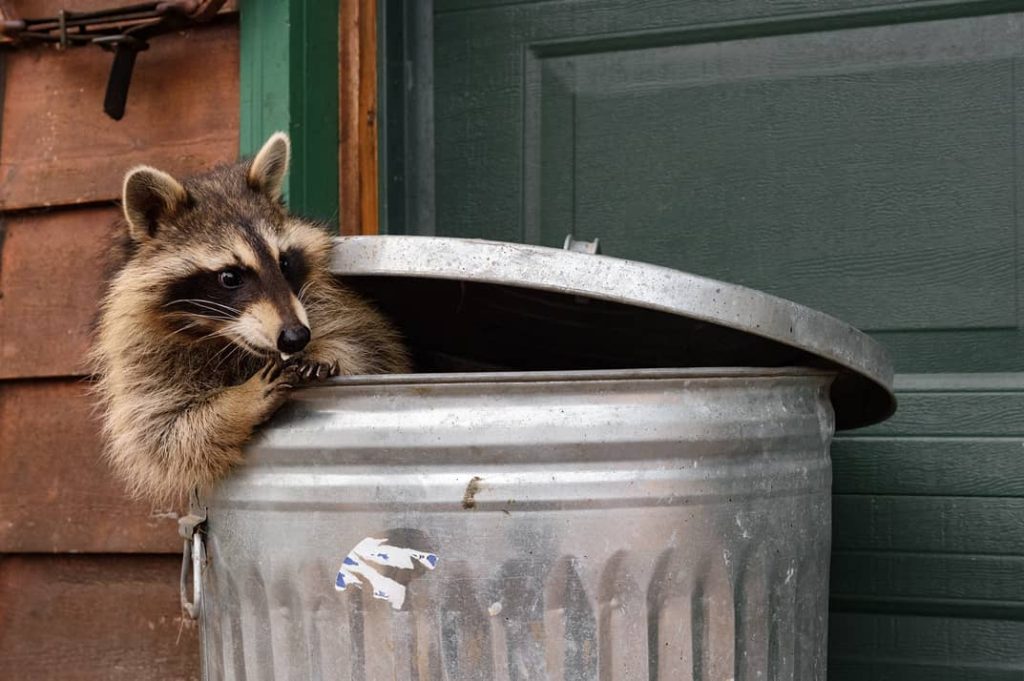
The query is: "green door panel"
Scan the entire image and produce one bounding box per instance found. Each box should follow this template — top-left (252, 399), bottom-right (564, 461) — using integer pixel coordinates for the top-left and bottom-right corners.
top-left (435, 8), bottom-right (1024, 374)
top-left (415, 0), bottom-right (1024, 676)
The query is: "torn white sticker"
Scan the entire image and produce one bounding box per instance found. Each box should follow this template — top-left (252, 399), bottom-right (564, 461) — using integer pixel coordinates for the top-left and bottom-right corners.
top-left (334, 537), bottom-right (438, 610)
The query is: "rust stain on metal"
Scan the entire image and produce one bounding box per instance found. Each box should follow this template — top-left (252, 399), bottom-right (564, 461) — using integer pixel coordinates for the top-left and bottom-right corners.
top-left (462, 476), bottom-right (483, 510)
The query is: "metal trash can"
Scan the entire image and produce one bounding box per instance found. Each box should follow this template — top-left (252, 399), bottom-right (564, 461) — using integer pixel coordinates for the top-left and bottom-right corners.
top-left (186, 236), bottom-right (894, 681)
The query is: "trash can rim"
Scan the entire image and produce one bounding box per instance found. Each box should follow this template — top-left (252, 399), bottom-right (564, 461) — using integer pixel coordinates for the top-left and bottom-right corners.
top-left (297, 366), bottom-right (838, 390)
top-left (330, 235), bottom-right (895, 429)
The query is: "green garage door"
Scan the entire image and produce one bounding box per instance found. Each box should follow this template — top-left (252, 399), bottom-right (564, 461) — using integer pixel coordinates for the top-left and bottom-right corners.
top-left (384, 1), bottom-right (1024, 677)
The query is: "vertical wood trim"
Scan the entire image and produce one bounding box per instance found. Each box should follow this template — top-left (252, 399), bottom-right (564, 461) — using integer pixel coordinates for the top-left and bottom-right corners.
top-left (241, 0), bottom-right (339, 228)
top-left (340, 0), bottom-right (379, 236)
top-left (359, 0), bottom-right (380, 235)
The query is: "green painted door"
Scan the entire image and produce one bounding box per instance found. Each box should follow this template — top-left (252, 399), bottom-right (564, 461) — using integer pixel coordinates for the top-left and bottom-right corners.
top-left (389, 0), bottom-right (1024, 676)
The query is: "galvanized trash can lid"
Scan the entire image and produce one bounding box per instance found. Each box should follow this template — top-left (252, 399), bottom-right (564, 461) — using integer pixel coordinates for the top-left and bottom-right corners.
top-left (331, 236), bottom-right (895, 430)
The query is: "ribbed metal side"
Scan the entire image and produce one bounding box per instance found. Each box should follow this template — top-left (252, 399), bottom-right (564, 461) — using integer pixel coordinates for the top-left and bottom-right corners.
top-left (199, 369), bottom-right (834, 680)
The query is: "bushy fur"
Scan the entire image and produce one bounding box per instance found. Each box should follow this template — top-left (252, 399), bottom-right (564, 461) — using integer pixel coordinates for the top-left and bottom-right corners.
top-left (91, 133), bottom-right (409, 503)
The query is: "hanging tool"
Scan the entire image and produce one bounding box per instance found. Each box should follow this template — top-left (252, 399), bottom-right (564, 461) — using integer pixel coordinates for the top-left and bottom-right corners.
top-left (0, 1), bottom-right (227, 120)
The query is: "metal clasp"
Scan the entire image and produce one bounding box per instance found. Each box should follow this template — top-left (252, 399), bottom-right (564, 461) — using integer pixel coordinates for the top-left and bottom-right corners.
top-left (178, 494), bottom-right (206, 620)
top-left (563, 234), bottom-right (601, 255)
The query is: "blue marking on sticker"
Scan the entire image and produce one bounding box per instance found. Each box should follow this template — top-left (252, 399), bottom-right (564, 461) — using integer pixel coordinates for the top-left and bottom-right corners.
top-left (334, 538), bottom-right (441, 609)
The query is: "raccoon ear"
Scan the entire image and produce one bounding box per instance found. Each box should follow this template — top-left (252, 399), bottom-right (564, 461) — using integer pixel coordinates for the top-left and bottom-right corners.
top-left (247, 132), bottom-right (291, 202)
top-left (122, 166), bottom-right (188, 241)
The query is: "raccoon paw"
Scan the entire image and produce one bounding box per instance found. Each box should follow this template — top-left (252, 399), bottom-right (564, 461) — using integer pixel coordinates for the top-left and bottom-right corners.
top-left (289, 359), bottom-right (340, 383)
top-left (257, 360), bottom-right (295, 392)
top-left (255, 360), bottom-right (299, 407)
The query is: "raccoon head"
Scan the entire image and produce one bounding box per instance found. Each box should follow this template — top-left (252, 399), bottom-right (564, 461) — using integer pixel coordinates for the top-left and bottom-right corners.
top-left (118, 132), bottom-right (332, 360)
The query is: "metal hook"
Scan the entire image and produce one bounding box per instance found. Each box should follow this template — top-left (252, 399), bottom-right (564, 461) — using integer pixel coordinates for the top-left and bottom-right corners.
top-left (56, 9), bottom-right (67, 49)
top-left (178, 490), bottom-right (207, 619)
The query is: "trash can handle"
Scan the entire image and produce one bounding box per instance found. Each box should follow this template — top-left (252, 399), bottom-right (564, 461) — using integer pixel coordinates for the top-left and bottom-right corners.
top-left (180, 530), bottom-right (204, 619)
top-left (562, 234), bottom-right (601, 255)
top-left (179, 492), bottom-right (207, 619)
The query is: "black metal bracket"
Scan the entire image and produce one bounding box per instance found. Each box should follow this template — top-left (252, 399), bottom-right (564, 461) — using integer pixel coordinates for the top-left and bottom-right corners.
top-left (0, 1), bottom-right (226, 120)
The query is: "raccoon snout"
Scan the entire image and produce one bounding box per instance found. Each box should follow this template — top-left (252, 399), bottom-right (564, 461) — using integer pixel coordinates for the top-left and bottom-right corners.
top-left (277, 324), bottom-right (311, 354)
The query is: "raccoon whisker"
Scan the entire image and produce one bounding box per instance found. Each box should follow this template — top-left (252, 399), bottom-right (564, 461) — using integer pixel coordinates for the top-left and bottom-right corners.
top-left (214, 340), bottom-right (255, 374)
top-left (297, 280), bottom-right (315, 303)
top-left (192, 313), bottom-right (236, 322)
top-left (163, 298), bottom-right (209, 309)
top-left (204, 339), bottom-right (244, 374)
top-left (164, 311), bottom-right (236, 323)
top-left (193, 328), bottom-right (236, 344)
top-left (164, 322), bottom-right (204, 340)
top-left (188, 306), bottom-right (237, 320)
top-left (163, 298), bottom-right (241, 313)
top-left (209, 345), bottom-right (240, 372)
top-left (163, 299), bottom-right (242, 317)
top-left (193, 300), bottom-right (243, 315)
top-left (163, 322), bottom-right (237, 343)
top-left (235, 339), bottom-right (268, 359)
top-left (218, 325), bottom-right (270, 359)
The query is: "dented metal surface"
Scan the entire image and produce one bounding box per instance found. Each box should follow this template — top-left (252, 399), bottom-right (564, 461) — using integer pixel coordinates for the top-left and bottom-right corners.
top-left (198, 368), bottom-right (836, 680)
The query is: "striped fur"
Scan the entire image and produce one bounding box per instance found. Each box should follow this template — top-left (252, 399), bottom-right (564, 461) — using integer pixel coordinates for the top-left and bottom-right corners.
top-left (91, 133), bottom-right (409, 503)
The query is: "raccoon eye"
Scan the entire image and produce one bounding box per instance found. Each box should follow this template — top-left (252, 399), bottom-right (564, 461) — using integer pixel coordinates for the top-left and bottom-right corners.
top-left (279, 255), bottom-right (290, 272)
top-left (218, 269), bottom-right (244, 289)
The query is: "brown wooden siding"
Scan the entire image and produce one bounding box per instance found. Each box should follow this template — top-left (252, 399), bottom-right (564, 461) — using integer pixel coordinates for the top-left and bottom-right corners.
top-left (0, 555), bottom-right (198, 681)
top-left (0, 2), bottom-right (239, 676)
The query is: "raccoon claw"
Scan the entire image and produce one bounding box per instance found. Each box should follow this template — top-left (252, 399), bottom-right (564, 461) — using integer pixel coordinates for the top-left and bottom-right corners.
top-left (256, 360), bottom-right (298, 394)
top-left (290, 359), bottom-right (337, 383)
top-left (260, 360), bottom-right (284, 382)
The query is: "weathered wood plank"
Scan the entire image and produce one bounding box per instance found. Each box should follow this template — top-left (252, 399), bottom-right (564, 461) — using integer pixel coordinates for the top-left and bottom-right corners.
top-left (833, 495), bottom-right (1024, 555)
top-left (0, 379), bottom-right (182, 553)
top-left (0, 554), bottom-right (199, 681)
top-left (0, 21), bottom-right (238, 210)
top-left (0, 207), bottom-right (114, 380)
top-left (833, 439), bottom-right (1024, 497)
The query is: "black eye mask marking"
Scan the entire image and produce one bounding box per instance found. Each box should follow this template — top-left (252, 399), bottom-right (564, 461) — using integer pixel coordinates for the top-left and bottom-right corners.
top-left (234, 221), bottom-right (307, 293)
top-left (158, 223), bottom-right (311, 336)
top-left (279, 248), bottom-right (310, 295)
top-left (163, 267), bottom-right (257, 322)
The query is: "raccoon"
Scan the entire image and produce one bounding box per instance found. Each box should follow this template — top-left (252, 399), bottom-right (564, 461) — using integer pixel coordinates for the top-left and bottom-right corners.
top-left (91, 132), bottom-right (410, 503)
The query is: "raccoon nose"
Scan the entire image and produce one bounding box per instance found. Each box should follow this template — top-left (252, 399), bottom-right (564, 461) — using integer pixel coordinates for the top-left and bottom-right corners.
top-left (277, 325), bottom-right (311, 353)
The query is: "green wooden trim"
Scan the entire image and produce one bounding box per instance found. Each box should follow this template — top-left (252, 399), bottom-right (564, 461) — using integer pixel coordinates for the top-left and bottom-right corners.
top-left (240, 0), bottom-right (340, 228)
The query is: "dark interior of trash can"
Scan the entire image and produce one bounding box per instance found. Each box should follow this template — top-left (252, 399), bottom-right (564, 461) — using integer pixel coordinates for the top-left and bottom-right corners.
top-left (346, 277), bottom-right (810, 371)
top-left (344, 275), bottom-right (885, 430)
